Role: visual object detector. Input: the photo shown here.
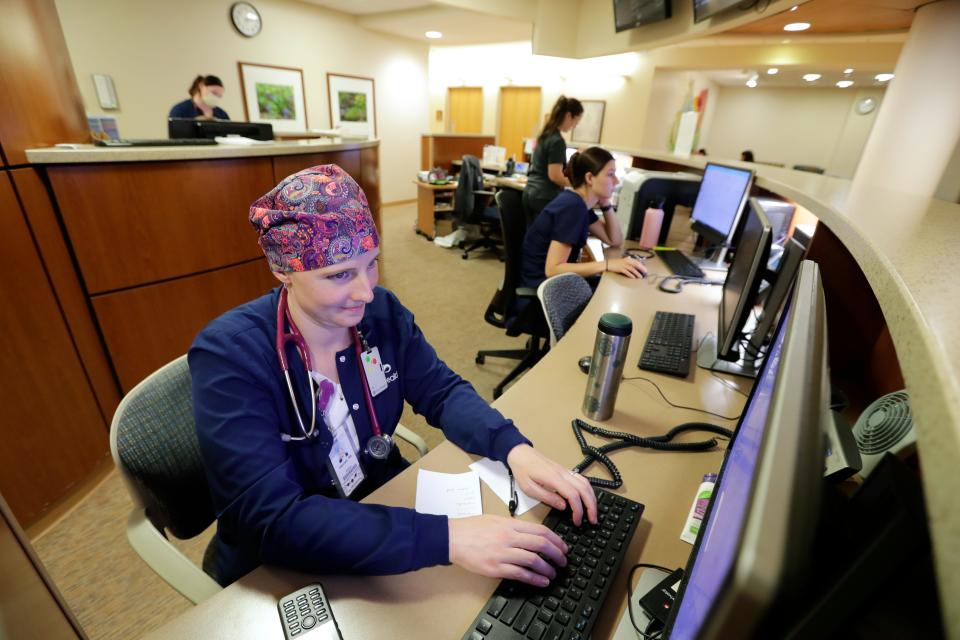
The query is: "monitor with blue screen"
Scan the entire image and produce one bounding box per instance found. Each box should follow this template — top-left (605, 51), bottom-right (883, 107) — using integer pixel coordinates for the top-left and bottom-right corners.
top-left (689, 163), bottom-right (754, 261)
top-left (666, 260), bottom-right (830, 639)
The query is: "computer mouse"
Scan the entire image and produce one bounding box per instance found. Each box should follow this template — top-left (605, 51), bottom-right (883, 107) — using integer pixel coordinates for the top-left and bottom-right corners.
top-left (578, 356), bottom-right (592, 374)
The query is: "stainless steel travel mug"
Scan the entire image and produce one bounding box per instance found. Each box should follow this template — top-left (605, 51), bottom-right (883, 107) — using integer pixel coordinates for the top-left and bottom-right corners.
top-left (582, 313), bottom-right (632, 421)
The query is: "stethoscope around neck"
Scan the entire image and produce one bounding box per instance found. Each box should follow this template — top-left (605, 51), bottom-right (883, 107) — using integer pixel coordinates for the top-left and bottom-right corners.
top-left (275, 287), bottom-right (393, 460)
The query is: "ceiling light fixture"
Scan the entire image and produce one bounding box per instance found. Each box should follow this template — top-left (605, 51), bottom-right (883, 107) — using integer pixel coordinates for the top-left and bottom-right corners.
top-left (784, 22), bottom-right (811, 31)
top-left (424, 30), bottom-right (443, 39)
top-left (746, 79), bottom-right (758, 88)
top-left (844, 68), bottom-right (854, 74)
top-left (790, 5), bottom-right (799, 11)
top-left (767, 68), bottom-right (779, 75)
top-left (836, 80), bottom-right (854, 88)
top-left (875, 73), bottom-right (895, 82)
top-left (803, 73), bottom-right (821, 82)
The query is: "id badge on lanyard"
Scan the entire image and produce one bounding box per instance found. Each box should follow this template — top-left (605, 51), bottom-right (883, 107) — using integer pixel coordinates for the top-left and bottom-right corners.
top-left (327, 424), bottom-right (365, 498)
top-left (360, 346), bottom-right (388, 396)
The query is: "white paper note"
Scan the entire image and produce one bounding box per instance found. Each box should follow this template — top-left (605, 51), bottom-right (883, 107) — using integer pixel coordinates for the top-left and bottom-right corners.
top-left (469, 458), bottom-right (540, 516)
top-left (415, 469), bottom-right (483, 519)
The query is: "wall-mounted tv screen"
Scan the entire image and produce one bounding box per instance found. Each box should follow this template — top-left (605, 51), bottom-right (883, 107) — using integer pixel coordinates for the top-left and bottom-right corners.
top-left (614, 0), bottom-right (672, 32)
top-left (693, 0), bottom-right (742, 23)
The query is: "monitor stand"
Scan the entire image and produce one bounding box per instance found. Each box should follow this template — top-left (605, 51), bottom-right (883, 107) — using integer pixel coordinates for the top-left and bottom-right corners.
top-left (695, 334), bottom-right (762, 379)
top-left (612, 567), bottom-right (671, 640)
top-left (691, 246), bottom-right (729, 274)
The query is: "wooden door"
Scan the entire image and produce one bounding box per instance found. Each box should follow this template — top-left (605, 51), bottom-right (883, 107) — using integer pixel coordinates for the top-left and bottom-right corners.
top-left (498, 87), bottom-right (542, 161)
top-left (0, 174), bottom-right (109, 526)
top-left (447, 87), bottom-right (483, 134)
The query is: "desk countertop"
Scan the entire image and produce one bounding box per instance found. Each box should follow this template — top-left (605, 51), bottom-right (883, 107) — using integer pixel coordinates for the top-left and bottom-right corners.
top-left (24, 137), bottom-right (379, 164)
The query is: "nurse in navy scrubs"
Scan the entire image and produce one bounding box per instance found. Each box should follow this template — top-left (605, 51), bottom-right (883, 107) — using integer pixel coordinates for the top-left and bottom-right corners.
top-left (189, 164), bottom-right (597, 586)
top-left (169, 74), bottom-right (229, 120)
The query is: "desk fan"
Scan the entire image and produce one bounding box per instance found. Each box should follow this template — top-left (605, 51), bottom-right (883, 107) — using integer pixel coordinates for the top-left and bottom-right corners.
top-left (852, 390), bottom-right (915, 478)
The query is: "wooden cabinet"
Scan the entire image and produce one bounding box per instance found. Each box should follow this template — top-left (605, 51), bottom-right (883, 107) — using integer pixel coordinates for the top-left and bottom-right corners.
top-left (415, 181), bottom-right (457, 239)
top-left (421, 134), bottom-right (495, 172)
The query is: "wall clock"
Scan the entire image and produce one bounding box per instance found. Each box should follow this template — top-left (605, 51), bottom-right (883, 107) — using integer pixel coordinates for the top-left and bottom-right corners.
top-left (231, 2), bottom-right (262, 37)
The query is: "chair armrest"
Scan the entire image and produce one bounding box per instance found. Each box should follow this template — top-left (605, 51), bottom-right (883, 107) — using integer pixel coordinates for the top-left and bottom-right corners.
top-left (126, 509), bottom-right (221, 604)
top-left (395, 424), bottom-right (429, 458)
top-left (474, 189), bottom-right (496, 196)
top-left (516, 287), bottom-right (538, 299)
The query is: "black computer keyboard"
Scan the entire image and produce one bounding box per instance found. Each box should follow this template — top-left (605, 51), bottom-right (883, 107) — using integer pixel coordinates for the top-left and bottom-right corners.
top-left (654, 249), bottom-right (705, 278)
top-left (94, 138), bottom-right (217, 147)
top-left (462, 489), bottom-right (644, 640)
top-left (638, 311), bottom-right (696, 377)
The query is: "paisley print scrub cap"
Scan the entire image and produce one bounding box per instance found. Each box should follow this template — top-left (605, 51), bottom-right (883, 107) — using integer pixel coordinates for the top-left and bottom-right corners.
top-left (249, 164), bottom-right (379, 272)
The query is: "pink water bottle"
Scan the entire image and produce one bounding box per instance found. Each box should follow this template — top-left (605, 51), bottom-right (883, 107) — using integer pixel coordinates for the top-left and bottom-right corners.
top-left (639, 197), bottom-right (665, 249)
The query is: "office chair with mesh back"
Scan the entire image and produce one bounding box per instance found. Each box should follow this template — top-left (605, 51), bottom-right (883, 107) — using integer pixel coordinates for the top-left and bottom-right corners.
top-left (792, 164), bottom-right (825, 174)
top-left (476, 188), bottom-right (550, 398)
top-left (454, 155), bottom-right (501, 259)
top-left (111, 355), bottom-right (429, 604)
top-left (537, 273), bottom-right (594, 347)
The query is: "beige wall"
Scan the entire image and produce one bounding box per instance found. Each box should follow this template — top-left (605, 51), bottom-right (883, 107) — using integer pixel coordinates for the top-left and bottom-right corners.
top-left (54, 0), bottom-right (429, 202)
top-left (705, 86), bottom-right (885, 177)
top-left (428, 42), bottom-right (655, 149)
top-left (641, 70), bottom-right (718, 153)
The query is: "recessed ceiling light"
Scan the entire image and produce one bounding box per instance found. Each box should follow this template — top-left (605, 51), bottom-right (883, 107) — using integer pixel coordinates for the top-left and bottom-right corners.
top-left (803, 73), bottom-right (821, 82)
top-left (746, 79), bottom-right (758, 88)
top-left (424, 30), bottom-right (443, 39)
top-left (790, 5), bottom-right (799, 11)
top-left (784, 22), bottom-right (811, 31)
top-left (836, 80), bottom-right (854, 88)
top-left (767, 68), bottom-right (779, 75)
top-left (875, 73), bottom-right (895, 82)
top-left (844, 68), bottom-right (854, 74)
top-left (782, 39), bottom-right (791, 44)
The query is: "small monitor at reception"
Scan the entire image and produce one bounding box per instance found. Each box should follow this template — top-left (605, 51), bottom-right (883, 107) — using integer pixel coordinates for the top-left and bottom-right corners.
top-left (168, 118), bottom-right (274, 141)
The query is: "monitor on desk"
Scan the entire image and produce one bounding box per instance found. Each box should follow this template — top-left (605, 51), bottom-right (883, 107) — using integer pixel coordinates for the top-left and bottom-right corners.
top-left (689, 163), bottom-right (754, 268)
top-left (696, 198), bottom-right (771, 377)
top-left (168, 117), bottom-right (274, 141)
top-left (665, 260), bottom-right (831, 639)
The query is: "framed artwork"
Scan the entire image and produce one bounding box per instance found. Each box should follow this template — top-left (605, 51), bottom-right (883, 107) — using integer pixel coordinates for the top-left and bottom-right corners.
top-left (238, 62), bottom-right (308, 133)
top-left (571, 100), bottom-right (606, 144)
top-left (326, 73), bottom-right (377, 138)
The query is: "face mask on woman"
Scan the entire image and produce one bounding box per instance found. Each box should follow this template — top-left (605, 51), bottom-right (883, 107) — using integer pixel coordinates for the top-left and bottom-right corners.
top-left (201, 90), bottom-right (222, 108)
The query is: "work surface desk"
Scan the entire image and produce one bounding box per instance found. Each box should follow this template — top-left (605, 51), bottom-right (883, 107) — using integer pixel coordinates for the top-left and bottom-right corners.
top-left (143, 258), bottom-right (746, 639)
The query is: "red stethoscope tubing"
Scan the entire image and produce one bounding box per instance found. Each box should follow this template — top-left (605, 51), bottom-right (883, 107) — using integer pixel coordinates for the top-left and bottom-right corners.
top-left (276, 288), bottom-right (382, 440)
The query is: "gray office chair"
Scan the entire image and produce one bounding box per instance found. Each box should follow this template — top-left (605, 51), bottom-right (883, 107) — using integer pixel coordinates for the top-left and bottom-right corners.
top-left (537, 273), bottom-right (593, 346)
top-left (792, 164), bottom-right (825, 174)
top-left (111, 355), bottom-right (428, 604)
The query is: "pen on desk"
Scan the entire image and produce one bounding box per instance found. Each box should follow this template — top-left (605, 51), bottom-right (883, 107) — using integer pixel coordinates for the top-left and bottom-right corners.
top-left (508, 468), bottom-right (518, 517)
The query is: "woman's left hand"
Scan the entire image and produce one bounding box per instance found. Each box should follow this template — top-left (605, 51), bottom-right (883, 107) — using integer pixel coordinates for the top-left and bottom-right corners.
top-left (506, 444), bottom-right (598, 526)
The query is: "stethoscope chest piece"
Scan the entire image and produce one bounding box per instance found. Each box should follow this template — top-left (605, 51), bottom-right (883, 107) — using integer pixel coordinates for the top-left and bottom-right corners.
top-left (365, 433), bottom-right (393, 460)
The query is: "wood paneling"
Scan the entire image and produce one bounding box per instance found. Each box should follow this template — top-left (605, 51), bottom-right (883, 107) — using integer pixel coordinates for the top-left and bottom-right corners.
top-left (421, 134), bottom-right (496, 173)
top-left (448, 87), bottom-right (483, 134)
top-left (48, 158), bottom-right (275, 294)
top-left (12, 168), bottom-right (120, 420)
top-left (92, 259), bottom-right (279, 391)
top-left (729, 0), bottom-right (921, 34)
top-left (0, 0), bottom-right (87, 165)
top-left (0, 174), bottom-right (108, 526)
top-left (272, 150), bottom-right (361, 186)
top-left (498, 87), bottom-right (542, 162)
top-left (1, 493), bottom-right (84, 639)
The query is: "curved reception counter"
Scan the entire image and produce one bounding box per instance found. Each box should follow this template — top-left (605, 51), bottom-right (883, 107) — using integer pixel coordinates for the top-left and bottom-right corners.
top-left (25, 139), bottom-right (381, 397)
top-left (615, 149), bottom-right (959, 631)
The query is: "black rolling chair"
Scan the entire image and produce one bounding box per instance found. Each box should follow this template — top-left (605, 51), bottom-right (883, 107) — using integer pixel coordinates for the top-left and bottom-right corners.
top-left (454, 155), bottom-right (501, 260)
top-left (476, 188), bottom-right (550, 399)
top-left (792, 164), bottom-right (825, 174)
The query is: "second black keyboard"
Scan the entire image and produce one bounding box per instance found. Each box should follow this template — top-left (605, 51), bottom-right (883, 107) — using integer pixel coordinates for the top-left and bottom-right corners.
top-left (462, 489), bottom-right (643, 640)
top-left (638, 311), bottom-right (696, 377)
top-left (654, 249), bottom-right (705, 279)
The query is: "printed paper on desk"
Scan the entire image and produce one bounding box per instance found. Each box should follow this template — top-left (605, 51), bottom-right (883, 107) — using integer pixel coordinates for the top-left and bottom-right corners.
top-left (415, 470), bottom-right (483, 519)
top-left (469, 458), bottom-right (540, 516)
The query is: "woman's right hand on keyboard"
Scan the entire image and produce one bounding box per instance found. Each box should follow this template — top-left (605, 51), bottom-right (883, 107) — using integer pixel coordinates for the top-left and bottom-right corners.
top-left (448, 515), bottom-right (569, 587)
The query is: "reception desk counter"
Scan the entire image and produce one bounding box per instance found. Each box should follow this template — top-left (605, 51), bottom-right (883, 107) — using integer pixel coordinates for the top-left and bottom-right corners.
top-left (613, 150), bottom-right (959, 631)
top-left (25, 138), bottom-right (381, 398)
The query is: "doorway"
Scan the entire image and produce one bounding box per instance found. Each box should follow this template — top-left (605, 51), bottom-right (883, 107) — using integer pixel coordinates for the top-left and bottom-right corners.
top-left (447, 87), bottom-right (483, 134)
top-left (498, 86), bottom-right (542, 161)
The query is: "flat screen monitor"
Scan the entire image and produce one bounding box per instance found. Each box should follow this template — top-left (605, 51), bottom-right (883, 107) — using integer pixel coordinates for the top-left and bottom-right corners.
top-left (613, 0), bottom-right (672, 32)
top-left (565, 147), bottom-right (578, 163)
top-left (665, 260), bottom-right (830, 639)
top-left (749, 235), bottom-right (807, 354)
top-left (755, 198), bottom-right (796, 247)
top-left (693, 0), bottom-right (743, 23)
top-left (717, 199), bottom-right (771, 363)
top-left (168, 117), bottom-right (274, 141)
top-left (689, 163), bottom-right (754, 254)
